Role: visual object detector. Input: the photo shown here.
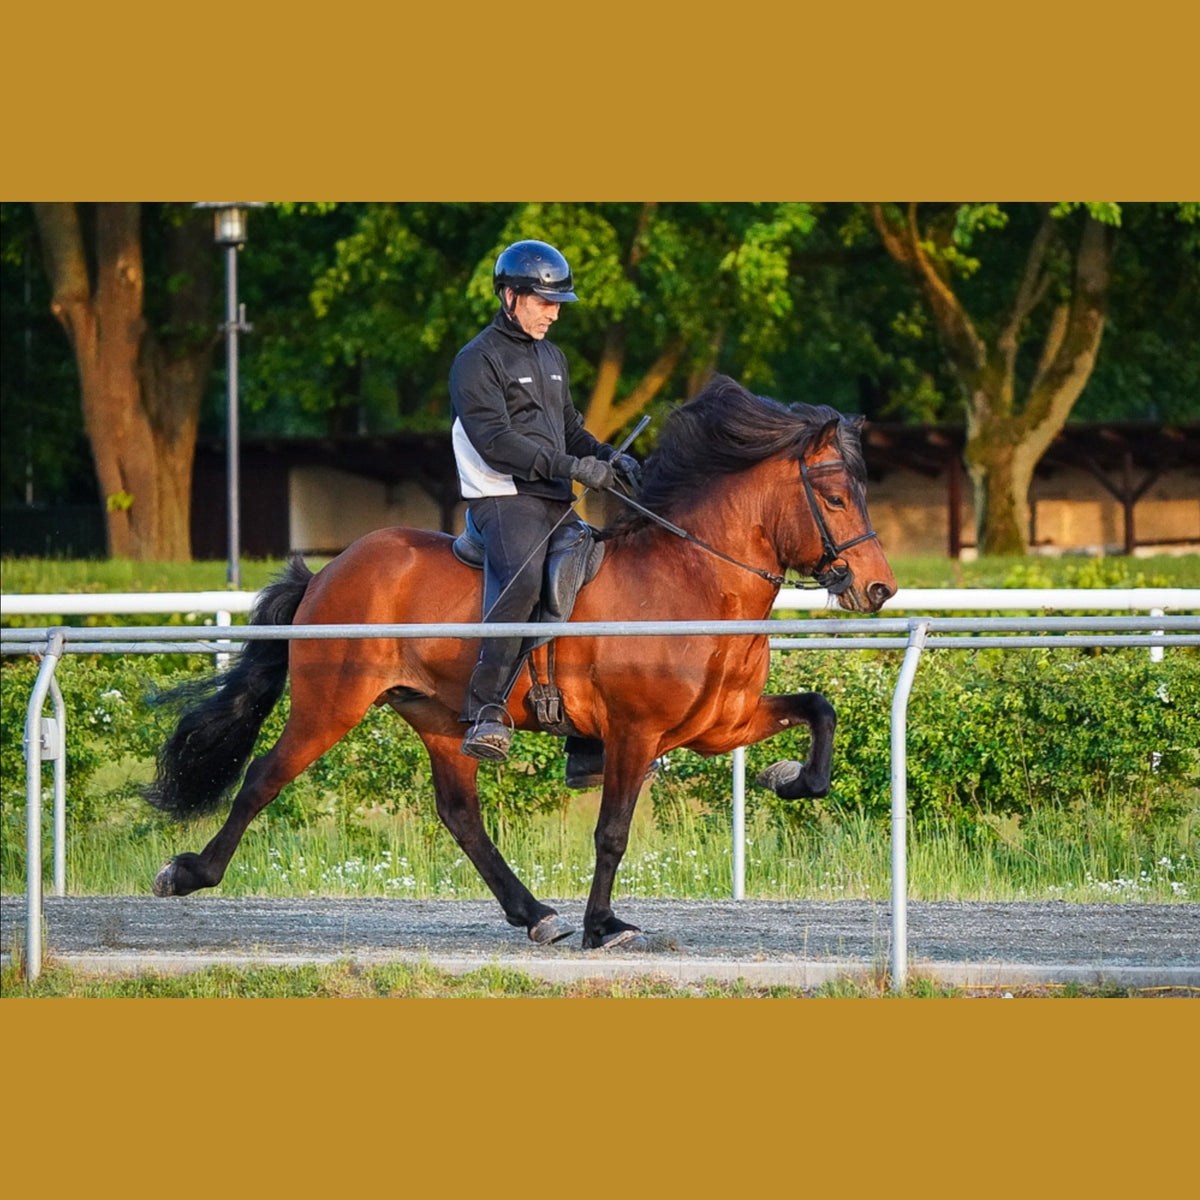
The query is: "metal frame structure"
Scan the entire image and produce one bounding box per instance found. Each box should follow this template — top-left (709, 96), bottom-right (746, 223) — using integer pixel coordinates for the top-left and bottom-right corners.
top-left (6, 608), bottom-right (1197, 986)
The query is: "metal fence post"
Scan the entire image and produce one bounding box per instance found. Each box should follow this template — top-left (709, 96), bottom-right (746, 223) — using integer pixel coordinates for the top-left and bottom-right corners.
top-left (732, 747), bottom-right (746, 900)
top-left (22, 630), bottom-right (65, 980)
top-left (890, 620), bottom-right (928, 992)
top-left (216, 607), bottom-right (233, 670)
top-left (49, 675), bottom-right (67, 896)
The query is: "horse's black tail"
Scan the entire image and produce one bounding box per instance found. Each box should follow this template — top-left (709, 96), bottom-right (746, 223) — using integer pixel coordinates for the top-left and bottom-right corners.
top-left (144, 556), bottom-right (315, 820)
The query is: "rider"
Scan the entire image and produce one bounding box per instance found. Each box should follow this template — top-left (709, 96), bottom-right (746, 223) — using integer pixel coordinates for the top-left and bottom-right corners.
top-left (451, 239), bottom-right (640, 763)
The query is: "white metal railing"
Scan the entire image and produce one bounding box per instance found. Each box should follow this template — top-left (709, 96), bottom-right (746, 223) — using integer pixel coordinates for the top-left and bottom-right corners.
top-left (4, 585), bottom-right (1198, 618)
top-left (6, 609), bottom-right (1198, 987)
top-left (4, 583), bottom-right (1192, 670)
top-left (777, 586), bottom-right (1198, 612)
top-left (0, 591), bottom-right (255, 617)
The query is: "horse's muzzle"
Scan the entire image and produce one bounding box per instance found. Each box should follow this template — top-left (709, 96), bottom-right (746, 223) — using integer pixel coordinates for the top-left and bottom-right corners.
top-left (814, 562), bottom-right (854, 596)
top-left (866, 580), bottom-right (895, 610)
top-left (835, 576), bottom-right (895, 613)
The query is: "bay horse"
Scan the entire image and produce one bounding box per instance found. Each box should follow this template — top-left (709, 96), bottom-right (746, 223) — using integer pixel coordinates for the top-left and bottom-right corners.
top-left (147, 375), bottom-right (896, 948)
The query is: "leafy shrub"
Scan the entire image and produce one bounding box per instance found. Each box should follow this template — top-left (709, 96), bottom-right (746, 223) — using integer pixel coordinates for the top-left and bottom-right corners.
top-left (650, 647), bottom-right (1200, 832)
top-left (3, 641), bottom-right (1196, 877)
top-left (1, 651), bottom-right (573, 851)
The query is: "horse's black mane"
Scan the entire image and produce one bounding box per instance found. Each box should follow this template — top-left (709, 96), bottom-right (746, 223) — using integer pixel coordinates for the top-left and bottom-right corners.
top-left (611, 374), bottom-right (865, 530)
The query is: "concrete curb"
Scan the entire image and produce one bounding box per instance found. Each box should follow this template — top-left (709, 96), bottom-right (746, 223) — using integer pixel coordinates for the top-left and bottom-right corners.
top-left (5, 949), bottom-right (1197, 991)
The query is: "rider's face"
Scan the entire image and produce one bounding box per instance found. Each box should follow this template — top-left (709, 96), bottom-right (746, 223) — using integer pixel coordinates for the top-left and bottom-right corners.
top-left (509, 290), bottom-right (561, 340)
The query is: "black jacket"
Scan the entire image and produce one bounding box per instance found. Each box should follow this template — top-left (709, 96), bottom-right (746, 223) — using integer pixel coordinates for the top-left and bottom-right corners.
top-left (449, 309), bottom-right (610, 502)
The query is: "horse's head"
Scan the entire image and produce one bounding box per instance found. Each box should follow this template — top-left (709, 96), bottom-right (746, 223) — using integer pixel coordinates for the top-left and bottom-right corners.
top-left (787, 415), bottom-right (896, 613)
top-left (618, 377), bottom-right (896, 612)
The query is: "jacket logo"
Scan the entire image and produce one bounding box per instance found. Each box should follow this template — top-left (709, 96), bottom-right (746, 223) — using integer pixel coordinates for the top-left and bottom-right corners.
top-left (550, 374), bottom-right (562, 381)
top-left (517, 376), bottom-right (533, 384)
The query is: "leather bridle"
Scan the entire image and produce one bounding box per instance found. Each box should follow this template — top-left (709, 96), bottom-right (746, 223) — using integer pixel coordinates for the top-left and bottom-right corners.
top-left (799, 459), bottom-right (880, 595)
top-left (604, 454), bottom-right (879, 594)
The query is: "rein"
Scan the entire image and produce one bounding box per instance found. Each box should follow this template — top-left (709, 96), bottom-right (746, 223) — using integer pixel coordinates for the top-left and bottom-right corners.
top-left (606, 456), bottom-right (879, 594)
top-left (604, 489), bottom-right (788, 587)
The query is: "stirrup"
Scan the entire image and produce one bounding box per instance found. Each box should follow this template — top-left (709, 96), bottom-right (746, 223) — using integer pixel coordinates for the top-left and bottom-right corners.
top-left (461, 707), bottom-right (513, 762)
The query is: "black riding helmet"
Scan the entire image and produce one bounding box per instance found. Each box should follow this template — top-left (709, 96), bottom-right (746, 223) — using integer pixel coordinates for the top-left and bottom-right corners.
top-left (493, 240), bottom-right (579, 305)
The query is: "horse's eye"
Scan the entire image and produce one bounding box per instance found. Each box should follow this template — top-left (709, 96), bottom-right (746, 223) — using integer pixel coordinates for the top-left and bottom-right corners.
top-left (826, 494), bottom-right (846, 510)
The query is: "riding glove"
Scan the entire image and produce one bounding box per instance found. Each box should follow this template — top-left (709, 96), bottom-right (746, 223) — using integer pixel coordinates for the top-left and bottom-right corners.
top-left (569, 456), bottom-right (617, 490)
top-left (611, 453), bottom-right (642, 490)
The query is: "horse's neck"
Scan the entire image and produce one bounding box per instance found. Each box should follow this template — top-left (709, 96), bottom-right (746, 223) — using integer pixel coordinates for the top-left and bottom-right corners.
top-left (690, 477), bottom-right (780, 574)
top-left (601, 511), bottom-right (780, 621)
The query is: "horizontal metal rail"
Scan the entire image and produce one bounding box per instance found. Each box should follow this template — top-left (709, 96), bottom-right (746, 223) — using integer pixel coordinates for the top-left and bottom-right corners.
top-left (780, 586), bottom-right (1199, 611)
top-left (4, 614), bottom-right (1197, 646)
top-left (1, 591), bottom-right (255, 616)
top-left (5, 585), bottom-right (1199, 617)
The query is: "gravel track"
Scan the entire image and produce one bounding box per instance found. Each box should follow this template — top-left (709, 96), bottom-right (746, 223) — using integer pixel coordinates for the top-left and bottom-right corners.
top-left (3, 894), bottom-right (1197, 989)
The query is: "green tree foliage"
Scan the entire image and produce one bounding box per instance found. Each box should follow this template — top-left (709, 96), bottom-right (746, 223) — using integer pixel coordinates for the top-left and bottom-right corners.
top-left (4, 202), bottom-right (1197, 559)
top-left (1073, 203), bottom-right (1200, 423)
top-left (234, 202), bottom-right (824, 446)
top-left (0, 205), bottom-right (94, 506)
top-left (237, 203), bottom-right (509, 436)
top-left (865, 202), bottom-right (1200, 554)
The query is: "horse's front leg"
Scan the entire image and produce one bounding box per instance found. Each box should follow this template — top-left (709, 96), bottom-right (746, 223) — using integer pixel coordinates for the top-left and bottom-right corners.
top-left (581, 741), bottom-right (657, 950)
top-left (744, 692), bottom-right (837, 800)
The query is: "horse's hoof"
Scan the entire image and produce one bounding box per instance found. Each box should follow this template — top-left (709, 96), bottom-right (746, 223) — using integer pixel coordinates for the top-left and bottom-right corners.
top-left (529, 913), bottom-right (576, 945)
top-left (757, 760), bottom-right (828, 798)
top-left (600, 928), bottom-right (648, 951)
top-left (756, 760), bottom-right (802, 793)
top-left (152, 860), bottom-right (178, 897)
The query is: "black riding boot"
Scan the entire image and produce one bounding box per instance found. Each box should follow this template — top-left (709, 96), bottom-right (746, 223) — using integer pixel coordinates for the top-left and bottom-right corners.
top-left (458, 494), bottom-right (571, 764)
top-left (564, 736), bottom-right (605, 789)
top-left (461, 639), bottom-right (524, 761)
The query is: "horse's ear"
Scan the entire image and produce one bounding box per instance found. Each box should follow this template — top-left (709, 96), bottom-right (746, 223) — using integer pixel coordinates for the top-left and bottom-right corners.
top-left (813, 417), bottom-right (841, 453)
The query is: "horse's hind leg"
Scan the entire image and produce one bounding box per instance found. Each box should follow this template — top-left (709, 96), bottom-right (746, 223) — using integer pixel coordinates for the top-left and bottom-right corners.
top-left (417, 723), bottom-right (574, 944)
top-left (153, 704), bottom-right (364, 897)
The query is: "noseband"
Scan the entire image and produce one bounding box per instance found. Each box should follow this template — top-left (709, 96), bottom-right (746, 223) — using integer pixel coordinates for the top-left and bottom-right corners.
top-left (799, 459), bottom-right (879, 595)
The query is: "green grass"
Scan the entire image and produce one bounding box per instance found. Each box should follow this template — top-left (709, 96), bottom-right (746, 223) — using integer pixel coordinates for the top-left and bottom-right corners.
top-left (0, 557), bottom-right (324, 594)
top-left (3, 552), bottom-right (1198, 595)
top-left (876, 553), bottom-right (1200, 589)
top-left (10, 793), bottom-right (1195, 905)
top-left (3, 555), bottom-right (1197, 907)
top-left (3, 957), bottom-right (1190, 999)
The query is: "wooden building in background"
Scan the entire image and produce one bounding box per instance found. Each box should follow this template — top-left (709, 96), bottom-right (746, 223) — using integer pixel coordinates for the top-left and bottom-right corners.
top-left (189, 422), bottom-right (1199, 561)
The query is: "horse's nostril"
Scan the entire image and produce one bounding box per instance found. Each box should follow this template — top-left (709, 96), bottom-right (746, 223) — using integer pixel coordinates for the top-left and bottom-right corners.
top-left (867, 581), bottom-right (895, 608)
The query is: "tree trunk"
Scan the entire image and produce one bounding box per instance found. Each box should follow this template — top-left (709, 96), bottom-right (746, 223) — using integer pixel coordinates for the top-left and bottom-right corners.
top-left (33, 203), bottom-right (215, 560)
top-left (964, 409), bottom-right (1039, 555)
top-left (871, 204), bottom-right (1114, 556)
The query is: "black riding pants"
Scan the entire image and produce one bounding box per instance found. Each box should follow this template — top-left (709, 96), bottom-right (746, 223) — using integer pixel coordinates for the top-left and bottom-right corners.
top-left (463, 493), bottom-right (572, 722)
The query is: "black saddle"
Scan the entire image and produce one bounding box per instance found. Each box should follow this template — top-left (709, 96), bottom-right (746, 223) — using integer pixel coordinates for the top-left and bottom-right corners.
top-left (452, 510), bottom-right (605, 634)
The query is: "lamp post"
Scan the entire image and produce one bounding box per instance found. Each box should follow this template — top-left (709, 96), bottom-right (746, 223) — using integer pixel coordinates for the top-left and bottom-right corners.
top-left (195, 202), bottom-right (264, 588)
